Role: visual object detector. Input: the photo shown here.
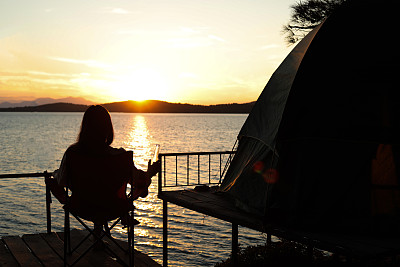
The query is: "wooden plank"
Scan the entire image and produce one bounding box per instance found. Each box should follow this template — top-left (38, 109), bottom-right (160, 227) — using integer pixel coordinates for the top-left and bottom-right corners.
top-left (2, 230), bottom-right (159, 267)
top-left (61, 229), bottom-right (123, 266)
top-left (134, 250), bottom-right (161, 267)
top-left (300, 231), bottom-right (400, 259)
top-left (110, 236), bottom-right (161, 267)
top-left (160, 190), bottom-right (264, 231)
top-left (101, 233), bottom-right (136, 267)
top-left (342, 234), bottom-right (400, 251)
top-left (40, 232), bottom-right (93, 267)
top-left (64, 228), bottom-right (161, 267)
top-left (160, 189), bottom-right (400, 260)
top-left (2, 236), bottom-right (42, 267)
top-left (22, 233), bottom-right (64, 266)
top-left (0, 239), bottom-right (19, 267)
top-left (161, 190), bottom-right (243, 215)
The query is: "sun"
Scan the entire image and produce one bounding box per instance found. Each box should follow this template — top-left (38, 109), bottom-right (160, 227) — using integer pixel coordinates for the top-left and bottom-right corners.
top-left (113, 68), bottom-right (169, 101)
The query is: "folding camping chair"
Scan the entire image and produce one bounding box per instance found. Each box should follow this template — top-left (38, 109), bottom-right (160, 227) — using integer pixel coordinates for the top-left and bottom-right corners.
top-left (61, 149), bottom-right (136, 267)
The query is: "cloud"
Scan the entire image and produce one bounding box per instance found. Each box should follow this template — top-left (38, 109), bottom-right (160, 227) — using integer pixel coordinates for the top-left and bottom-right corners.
top-left (179, 72), bottom-right (198, 79)
top-left (0, 70), bottom-right (95, 83)
top-left (208, 35), bottom-right (226, 42)
top-left (162, 30), bottom-right (227, 49)
top-left (117, 29), bottom-right (147, 35)
top-left (259, 44), bottom-right (279, 50)
top-left (100, 7), bottom-right (132, 14)
top-left (49, 57), bottom-right (111, 69)
top-left (27, 70), bottom-right (72, 77)
top-left (117, 26), bottom-right (207, 37)
top-left (0, 71), bottom-right (26, 77)
top-left (111, 8), bottom-right (131, 14)
top-left (179, 27), bottom-right (200, 34)
top-left (164, 37), bottom-right (213, 48)
top-left (267, 55), bottom-right (281, 60)
top-left (179, 27), bottom-right (209, 35)
top-left (0, 69), bottom-right (109, 103)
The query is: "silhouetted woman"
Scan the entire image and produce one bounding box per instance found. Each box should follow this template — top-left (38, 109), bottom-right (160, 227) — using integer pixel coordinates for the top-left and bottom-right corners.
top-left (53, 105), bottom-right (159, 235)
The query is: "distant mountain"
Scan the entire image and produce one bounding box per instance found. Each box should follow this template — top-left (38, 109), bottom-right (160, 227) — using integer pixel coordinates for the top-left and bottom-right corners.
top-left (0, 100), bottom-right (255, 113)
top-left (0, 97), bottom-right (96, 108)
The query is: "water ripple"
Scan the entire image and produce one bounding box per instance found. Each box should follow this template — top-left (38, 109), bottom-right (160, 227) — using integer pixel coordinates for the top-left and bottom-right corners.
top-left (0, 113), bottom-right (266, 267)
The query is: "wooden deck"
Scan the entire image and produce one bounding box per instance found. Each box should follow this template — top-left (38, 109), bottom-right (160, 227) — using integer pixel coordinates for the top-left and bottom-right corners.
top-left (0, 229), bottom-right (161, 267)
top-left (159, 188), bottom-right (400, 261)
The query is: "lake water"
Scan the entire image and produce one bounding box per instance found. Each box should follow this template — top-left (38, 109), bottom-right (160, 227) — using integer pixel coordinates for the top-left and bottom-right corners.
top-left (0, 112), bottom-right (267, 266)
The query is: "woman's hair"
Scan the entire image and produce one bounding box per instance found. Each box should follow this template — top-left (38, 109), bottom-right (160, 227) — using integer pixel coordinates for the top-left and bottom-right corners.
top-left (76, 105), bottom-right (114, 150)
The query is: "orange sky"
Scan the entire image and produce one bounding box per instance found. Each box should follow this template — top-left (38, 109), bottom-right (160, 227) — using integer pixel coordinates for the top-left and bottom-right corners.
top-left (0, 1), bottom-right (294, 105)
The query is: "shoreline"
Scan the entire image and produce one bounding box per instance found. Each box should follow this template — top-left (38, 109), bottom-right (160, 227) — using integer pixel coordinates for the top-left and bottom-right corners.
top-left (0, 100), bottom-right (254, 113)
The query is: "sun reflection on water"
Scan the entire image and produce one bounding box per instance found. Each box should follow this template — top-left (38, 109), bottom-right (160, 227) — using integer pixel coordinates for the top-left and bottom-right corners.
top-left (125, 115), bottom-right (151, 168)
top-left (111, 114), bottom-right (164, 258)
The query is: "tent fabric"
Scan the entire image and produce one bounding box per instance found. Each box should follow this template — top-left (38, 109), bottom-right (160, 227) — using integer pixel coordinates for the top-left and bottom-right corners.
top-left (237, 23), bottom-right (323, 148)
top-left (220, 137), bottom-right (272, 214)
top-left (220, 0), bottom-right (400, 235)
top-left (219, 22), bottom-right (323, 202)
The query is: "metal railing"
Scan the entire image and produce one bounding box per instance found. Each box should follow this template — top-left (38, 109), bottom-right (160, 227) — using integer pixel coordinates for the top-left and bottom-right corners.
top-left (0, 171), bottom-right (54, 234)
top-left (157, 151), bottom-right (235, 193)
top-left (1, 150), bottom-right (236, 234)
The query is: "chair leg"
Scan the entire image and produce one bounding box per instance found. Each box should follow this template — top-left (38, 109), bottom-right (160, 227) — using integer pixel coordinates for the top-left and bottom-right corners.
top-left (93, 222), bottom-right (103, 248)
top-left (104, 222), bottom-right (111, 236)
top-left (65, 213), bottom-right (134, 267)
top-left (64, 208), bottom-right (71, 267)
top-left (127, 211), bottom-right (134, 267)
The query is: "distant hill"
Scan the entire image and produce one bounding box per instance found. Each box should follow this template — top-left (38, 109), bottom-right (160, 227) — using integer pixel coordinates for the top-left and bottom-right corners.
top-left (0, 97), bottom-right (96, 108)
top-left (0, 100), bottom-right (255, 113)
top-left (103, 100), bottom-right (254, 113)
top-left (0, 102), bottom-right (89, 112)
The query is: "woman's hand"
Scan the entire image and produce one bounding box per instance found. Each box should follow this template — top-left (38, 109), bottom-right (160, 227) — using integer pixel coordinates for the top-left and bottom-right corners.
top-left (147, 160), bottom-right (161, 178)
top-left (130, 160), bottom-right (161, 199)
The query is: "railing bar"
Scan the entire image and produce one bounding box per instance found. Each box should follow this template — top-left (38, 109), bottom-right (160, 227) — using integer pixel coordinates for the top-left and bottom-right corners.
top-left (158, 156), bottom-right (163, 194)
top-left (187, 155), bottom-right (190, 186)
top-left (209, 154), bottom-right (211, 184)
top-left (0, 172), bottom-right (52, 179)
top-left (163, 157), bottom-right (166, 187)
top-left (160, 151), bottom-right (234, 157)
top-left (198, 155), bottom-right (200, 185)
top-left (220, 154), bottom-right (222, 179)
top-left (160, 151), bottom-right (236, 189)
top-left (162, 182), bottom-right (220, 188)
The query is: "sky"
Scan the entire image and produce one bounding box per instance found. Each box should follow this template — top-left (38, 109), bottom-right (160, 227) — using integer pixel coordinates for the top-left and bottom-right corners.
top-left (0, 0), bottom-right (296, 105)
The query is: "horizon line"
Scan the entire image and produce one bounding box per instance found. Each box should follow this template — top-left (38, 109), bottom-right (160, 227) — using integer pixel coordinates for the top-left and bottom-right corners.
top-left (0, 98), bottom-right (256, 108)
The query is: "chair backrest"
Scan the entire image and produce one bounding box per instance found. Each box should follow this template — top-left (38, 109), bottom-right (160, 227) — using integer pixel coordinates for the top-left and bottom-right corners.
top-left (66, 149), bottom-right (134, 222)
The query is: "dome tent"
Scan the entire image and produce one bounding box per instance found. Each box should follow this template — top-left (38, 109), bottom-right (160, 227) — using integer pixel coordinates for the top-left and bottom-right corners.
top-left (220, 0), bottom-right (400, 235)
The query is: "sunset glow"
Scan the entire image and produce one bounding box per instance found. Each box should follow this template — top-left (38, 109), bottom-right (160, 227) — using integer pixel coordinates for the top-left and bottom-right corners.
top-left (0, 0), bottom-right (294, 105)
top-left (112, 69), bottom-right (170, 101)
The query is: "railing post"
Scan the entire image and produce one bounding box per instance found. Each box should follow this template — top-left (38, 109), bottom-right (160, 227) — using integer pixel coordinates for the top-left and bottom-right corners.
top-left (220, 154), bottom-right (222, 180)
top-left (187, 154), bottom-right (189, 185)
top-left (158, 156), bottom-right (163, 195)
top-left (209, 154), bottom-right (211, 184)
top-left (232, 223), bottom-right (238, 266)
top-left (175, 156), bottom-right (178, 186)
top-left (44, 171), bottom-right (52, 234)
top-left (267, 233), bottom-right (272, 246)
top-left (198, 154), bottom-right (200, 185)
top-left (163, 200), bottom-right (168, 267)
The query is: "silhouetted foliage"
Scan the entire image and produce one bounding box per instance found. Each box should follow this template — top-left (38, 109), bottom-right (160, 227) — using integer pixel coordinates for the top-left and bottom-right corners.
top-left (283, 0), bottom-right (345, 45)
